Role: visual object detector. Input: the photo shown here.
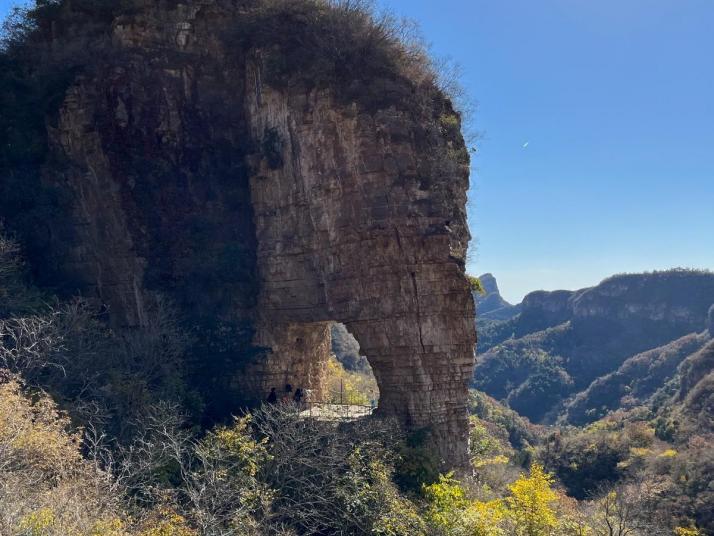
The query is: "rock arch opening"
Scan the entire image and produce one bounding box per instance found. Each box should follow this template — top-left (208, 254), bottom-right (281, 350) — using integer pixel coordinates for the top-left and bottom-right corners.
top-left (328, 323), bottom-right (379, 407)
top-left (253, 321), bottom-right (379, 410)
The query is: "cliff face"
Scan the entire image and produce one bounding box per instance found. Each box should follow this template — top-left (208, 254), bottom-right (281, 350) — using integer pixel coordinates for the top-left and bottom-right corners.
top-left (7, 1), bottom-right (476, 465)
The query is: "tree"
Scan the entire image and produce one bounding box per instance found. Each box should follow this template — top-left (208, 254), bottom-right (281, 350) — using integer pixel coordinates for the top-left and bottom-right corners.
top-left (0, 376), bottom-right (127, 535)
top-left (423, 472), bottom-right (505, 536)
top-left (467, 275), bottom-right (485, 294)
top-left (506, 464), bottom-right (559, 536)
top-left (588, 481), bottom-right (656, 536)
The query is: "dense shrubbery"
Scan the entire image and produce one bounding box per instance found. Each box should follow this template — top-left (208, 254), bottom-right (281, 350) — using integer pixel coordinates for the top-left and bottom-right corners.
top-left (6, 374), bottom-right (703, 536)
top-left (538, 409), bottom-right (714, 533)
top-left (225, 0), bottom-right (439, 110)
top-left (467, 382), bottom-right (714, 533)
top-left (473, 337), bottom-right (575, 423)
top-left (0, 377), bottom-right (124, 535)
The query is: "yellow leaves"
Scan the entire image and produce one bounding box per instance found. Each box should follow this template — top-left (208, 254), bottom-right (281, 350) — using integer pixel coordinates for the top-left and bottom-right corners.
top-left (469, 416), bottom-right (512, 464)
top-left (88, 518), bottom-right (129, 536)
top-left (372, 493), bottom-right (427, 536)
top-left (674, 526), bottom-right (702, 536)
top-left (138, 509), bottom-right (197, 536)
top-left (472, 454), bottom-right (510, 469)
top-left (462, 500), bottom-right (507, 536)
top-left (506, 464), bottom-right (559, 536)
top-left (1, 379), bottom-right (131, 535)
top-left (424, 466), bottom-right (565, 536)
top-left (659, 449), bottom-right (678, 458)
top-left (0, 380), bottom-right (82, 476)
top-left (423, 472), bottom-right (506, 536)
top-left (17, 508), bottom-right (56, 536)
top-left (198, 415), bottom-right (270, 480)
top-left (16, 509), bottom-right (126, 536)
top-left (423, 472), bottom-right (469, 527)
top-left (623, 422), bottom-right (655, 447)
top-left (324, 356), bottom-right (378, 406)
top-left (466, 275), bottom-right (485, 294)
top-left (628, 447), bottom-right (652, 458)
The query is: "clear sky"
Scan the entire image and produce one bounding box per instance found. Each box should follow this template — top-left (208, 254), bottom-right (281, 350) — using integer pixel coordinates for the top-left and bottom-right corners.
top-left (378, 0), bottom-right (714, 302)
top-left (2, 1), bottom-right (713, 302)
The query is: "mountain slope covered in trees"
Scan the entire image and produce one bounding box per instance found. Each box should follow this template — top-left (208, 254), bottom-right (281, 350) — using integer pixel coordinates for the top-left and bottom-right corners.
top-left (474, 270), bottom-right (714, 425)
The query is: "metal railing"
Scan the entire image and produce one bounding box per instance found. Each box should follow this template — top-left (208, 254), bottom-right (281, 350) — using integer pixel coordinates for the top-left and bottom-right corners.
top-left (299, 401), bottom-right (375, 421)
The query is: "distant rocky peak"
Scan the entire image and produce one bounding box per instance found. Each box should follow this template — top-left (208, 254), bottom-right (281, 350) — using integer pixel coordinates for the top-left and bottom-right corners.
top-left (475, 273), bottom-right (521, 321)
top-left (479, 273), bottom-right (500, 295)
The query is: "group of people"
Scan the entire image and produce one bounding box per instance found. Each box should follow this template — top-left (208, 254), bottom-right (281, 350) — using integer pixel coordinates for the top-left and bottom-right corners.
top-left (266, 383), bottom-right (304, 406)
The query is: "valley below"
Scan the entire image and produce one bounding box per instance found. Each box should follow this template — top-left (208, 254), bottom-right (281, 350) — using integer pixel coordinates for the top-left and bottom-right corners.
top-left (465, 270), bottom-right (714, 530)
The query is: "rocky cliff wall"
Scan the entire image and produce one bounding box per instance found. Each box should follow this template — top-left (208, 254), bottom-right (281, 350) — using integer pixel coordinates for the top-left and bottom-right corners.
top-left (7, 0), bottom-right (476, 466)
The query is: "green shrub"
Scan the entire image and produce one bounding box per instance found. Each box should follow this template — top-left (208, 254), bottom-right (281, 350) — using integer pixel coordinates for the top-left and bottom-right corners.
top-left (393, 428), bottom-right (441, 493)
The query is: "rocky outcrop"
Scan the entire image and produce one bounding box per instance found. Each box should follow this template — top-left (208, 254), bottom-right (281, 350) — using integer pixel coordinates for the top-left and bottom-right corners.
top-left (331, 323), bottom-right (365, 372)
top-left (570, 271), bottom-right (714, 327)
top-left (475, 273), bottom-right (520, 321)
top-left (518, 289), bottom-right (575, 332)
top-left (6, 1), bottom-right (476, 466)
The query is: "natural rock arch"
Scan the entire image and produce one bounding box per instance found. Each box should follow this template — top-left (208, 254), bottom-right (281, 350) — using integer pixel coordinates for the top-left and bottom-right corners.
top-left (8, 0), bottom-right (476, 467)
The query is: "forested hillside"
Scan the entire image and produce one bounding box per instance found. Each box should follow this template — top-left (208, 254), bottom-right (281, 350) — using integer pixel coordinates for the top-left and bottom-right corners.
top-left (475, 271), bottom-right (714, 424)
top-left (469, 273), bottom-right (714, 532)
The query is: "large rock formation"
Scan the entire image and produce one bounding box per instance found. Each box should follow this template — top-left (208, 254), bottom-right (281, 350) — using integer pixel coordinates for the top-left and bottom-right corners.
top-left (2, 1), bottom-right (476, 465)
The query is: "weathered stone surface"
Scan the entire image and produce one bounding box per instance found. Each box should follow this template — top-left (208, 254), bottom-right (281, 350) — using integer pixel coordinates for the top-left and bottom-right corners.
top-left (248, 322), bottom-right (333, 403)
top-left (32, 0), bottom-right (476, 466)
top-left (245, 74), bottom-right (475, 464)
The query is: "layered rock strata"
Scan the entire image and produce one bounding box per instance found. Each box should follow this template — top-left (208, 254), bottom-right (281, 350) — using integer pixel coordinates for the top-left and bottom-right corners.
top-left (21, 1), bottom-right (476, 466)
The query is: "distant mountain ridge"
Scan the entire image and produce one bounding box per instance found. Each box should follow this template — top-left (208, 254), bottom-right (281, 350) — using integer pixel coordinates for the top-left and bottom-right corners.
top-left (474, 269), bottom-right (714, 425)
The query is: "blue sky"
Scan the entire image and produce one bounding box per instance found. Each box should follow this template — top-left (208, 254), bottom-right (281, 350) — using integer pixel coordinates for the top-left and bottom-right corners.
top-left (2, 1), bottom-right (713, 302)
top-left (380, 0), bottom-right (714, 301)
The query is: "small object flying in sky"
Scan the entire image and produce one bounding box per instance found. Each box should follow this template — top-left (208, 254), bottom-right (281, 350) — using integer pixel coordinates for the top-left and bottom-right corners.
top-left (522, 141), bottom-right (529, 148)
